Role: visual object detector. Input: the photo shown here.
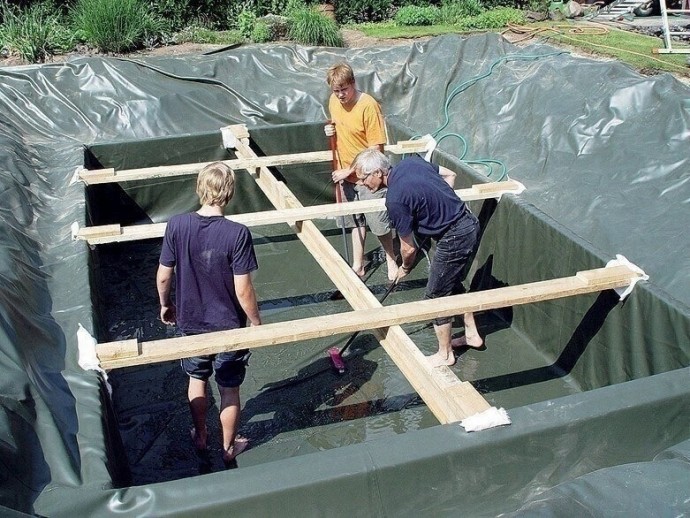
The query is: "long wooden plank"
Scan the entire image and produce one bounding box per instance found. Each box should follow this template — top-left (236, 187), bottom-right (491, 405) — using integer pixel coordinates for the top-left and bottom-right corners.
top-left (74, 180), bottom-right (523, 245)
top-left (78, 151), bottom-right (332, 185)
top-left (78, 137), bottom-right (432, 185)
top-left (97, 263), bottom-right (642, 368)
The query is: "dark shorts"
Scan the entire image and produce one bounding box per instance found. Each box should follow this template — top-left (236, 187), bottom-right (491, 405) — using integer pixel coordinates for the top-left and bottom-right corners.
top-left (177, 330), bottom-right (250, 388)
top-left (423, 212), bottom-right (480, 326)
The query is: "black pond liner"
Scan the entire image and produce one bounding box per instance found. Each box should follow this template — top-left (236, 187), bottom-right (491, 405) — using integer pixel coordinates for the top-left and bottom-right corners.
top-left (1, 35), bottom-right (688, 517)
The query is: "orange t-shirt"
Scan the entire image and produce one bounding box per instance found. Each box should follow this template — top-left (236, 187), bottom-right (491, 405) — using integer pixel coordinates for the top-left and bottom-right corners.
top-left (329, 92), bottom-right (386, 182)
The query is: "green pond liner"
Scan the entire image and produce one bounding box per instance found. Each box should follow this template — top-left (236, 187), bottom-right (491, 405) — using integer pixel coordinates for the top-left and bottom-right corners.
top-left (0, 34), bottom-right (688, 516)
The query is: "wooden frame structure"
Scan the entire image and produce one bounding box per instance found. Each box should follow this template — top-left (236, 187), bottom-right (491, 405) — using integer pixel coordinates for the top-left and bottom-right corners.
top-left (74, 180), bottom-right (524, 245)
top-left (84, 125), bottom-right (644, 424)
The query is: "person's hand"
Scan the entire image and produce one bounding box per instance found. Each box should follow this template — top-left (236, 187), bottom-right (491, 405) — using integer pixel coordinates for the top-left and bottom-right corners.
top-left (160, 304), bottom-right (176, 325)
top-left (332, 168), bottom-right (350, 183)
top-left (324, 123), bottom-right (335, 137)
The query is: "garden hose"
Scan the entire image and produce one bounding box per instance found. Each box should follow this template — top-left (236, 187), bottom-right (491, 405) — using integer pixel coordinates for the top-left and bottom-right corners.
top-left (410, 50), bottom-right (569, 181)
top-left (502, 22), bottom-right (689, 72)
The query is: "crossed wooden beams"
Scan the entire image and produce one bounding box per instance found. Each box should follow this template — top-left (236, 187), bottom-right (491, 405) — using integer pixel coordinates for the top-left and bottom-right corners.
top-left (83, 125), bottom-right (644, 424)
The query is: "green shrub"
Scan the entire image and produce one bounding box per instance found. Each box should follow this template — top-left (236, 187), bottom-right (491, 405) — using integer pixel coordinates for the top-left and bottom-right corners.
top-left (251, 20), bottom-right (272, 42)
top-left (395, 0), bottom-right (441, 6)
top-left (266, 0), bottom-right (305, 16)
top-left (477, 0), bottom-right (517, 10)
top-left (72, 0), bottom-right (165, 53)
top-left (237, 7), bottom-right (257, 39)
top-left (455, 6), bottom-right (524, 29)
top-left (526, 0), bottom-right (549, 14)
top-left (335, 0), bottom-right (392, 24)
top-left (394, 4), bottom-right (439, 25)
top-left (151, 0), bottom-right (233, 31)
top-left (287, 6), bottom-right (343, 46)
top-left (0, 1), bottom-right (75, 63)
top-left (172, 24), bottom-right (243, 44)
top-left (439, 0), bottom-right (483, 23)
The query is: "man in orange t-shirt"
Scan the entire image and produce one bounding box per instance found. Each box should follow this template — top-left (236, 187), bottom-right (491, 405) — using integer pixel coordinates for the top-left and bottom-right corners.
top-left (324, 62), bottom-right (398, 281)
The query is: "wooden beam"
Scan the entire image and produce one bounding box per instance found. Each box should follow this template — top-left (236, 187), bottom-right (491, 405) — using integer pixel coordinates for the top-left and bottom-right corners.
top-left (78, 151), bottom-right (332, 185)
top-left (74, 180), bottom-right (524, 245)
top-left (76, 224), bottom-right (122, 241)
top-left (78, 136), bottom-right (432, 185)
top-left (97, 263), bottom-right (643, 369)
top-left (97, 262), bottom-right (642, 421)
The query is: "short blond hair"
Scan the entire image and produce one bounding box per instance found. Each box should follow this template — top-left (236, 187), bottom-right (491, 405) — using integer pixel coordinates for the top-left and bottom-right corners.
top-left (196, 162), bottom-right (235, 207)
top-left (326, 62), bottom-right (355, 88)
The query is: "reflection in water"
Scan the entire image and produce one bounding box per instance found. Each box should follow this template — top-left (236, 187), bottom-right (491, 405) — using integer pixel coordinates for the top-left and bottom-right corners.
top-left (95, 231), bottom-right (576, 485)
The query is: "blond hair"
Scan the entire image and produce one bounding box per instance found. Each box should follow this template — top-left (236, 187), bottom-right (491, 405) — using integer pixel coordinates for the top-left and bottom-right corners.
top-left (196, 162), bottom-right (235, 207)
top-left (326, 62), bottom-right (355, 88)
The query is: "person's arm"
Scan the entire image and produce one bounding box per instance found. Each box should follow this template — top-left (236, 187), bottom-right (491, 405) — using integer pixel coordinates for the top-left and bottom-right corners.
top-left (439, 166), bottom-right (456, 189)
top-left (156, 264), bottom-right (176, 324)
top-left (234, 273), bottom-right (261, 326)
top-left (397, 233), bottom-right (418, 280)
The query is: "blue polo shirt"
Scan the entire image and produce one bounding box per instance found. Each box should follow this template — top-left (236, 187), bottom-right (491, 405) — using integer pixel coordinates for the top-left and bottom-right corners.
top-left (385, 155), bottom-right (466, 239)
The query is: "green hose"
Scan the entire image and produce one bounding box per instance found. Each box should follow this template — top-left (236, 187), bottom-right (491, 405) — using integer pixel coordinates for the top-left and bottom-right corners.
top-left (412, 50), bottom-right (570, 182)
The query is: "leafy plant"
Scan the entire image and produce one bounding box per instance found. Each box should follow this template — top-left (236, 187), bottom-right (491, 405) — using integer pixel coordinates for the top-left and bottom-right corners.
top-left (172, 24), bottom-right (243, 44)
top-left (394, 4), bottom-right (439, 25)
top-left (455, 6), bottom-right (524, 29)
top-left (237, 6), bottom-right (257, 38)
top-left (0, 1), bottom-right (75, 63)
top-left (525, 0), bottom-right (549, 14)
top-left (251, 20), bottom-right (273, 42)
top-left (72, 0), bottom-right (165, 53)
top-left (335, 0), bottom-right (393, 24)
top-left (269, 0), bottom-right (306, 16)
top-left (151, 0), bottom-right (233, 31)
top-left (477, 0), bottom-right (516, 10)
top-left (287, 6), bottom-right (343, 46)
top-left (439, 0), bottom-right (483, 23)
top-left (395, 0), bottom-right (441, 6)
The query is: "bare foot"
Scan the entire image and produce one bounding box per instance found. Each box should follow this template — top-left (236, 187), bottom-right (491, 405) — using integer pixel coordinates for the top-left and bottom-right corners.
top-left (351, 264), bottom-right (366, 278)
top-left (451, 335), bottom-right (484, 349)
top-left (427, 351), bottom-right (456, 367)
top-left (222, 436), bottom-right (249, 464)
top-left (190, 427), bottom-right (207, 453)
top-left (386, 262), bottom-right (399, 282)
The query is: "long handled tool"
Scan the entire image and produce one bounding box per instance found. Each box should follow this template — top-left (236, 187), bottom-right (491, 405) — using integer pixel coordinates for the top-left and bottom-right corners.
top-left (327, 234), bottom-right (432, 373)
top-left (329, 121), bottom-right (351, 265)
top-left (327, 275), bottom-right (401, 374)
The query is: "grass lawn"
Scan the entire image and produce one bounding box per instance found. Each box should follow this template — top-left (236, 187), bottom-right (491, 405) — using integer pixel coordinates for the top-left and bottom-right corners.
top-left (352, 20), bottom-right (690, 78)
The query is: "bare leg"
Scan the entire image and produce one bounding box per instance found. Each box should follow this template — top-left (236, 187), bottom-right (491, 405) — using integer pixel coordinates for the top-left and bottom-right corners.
top-left (427, 321), bottom-right (456, 367)
top-left (450, 312), bottom-right (484, 349)
top-left (220, 386), bottom-right (248, 463)
top-left (350, 225), bottom-right (367, 277)
top-left (188, 377), bottom-right (208, 451)
top-left (376, 231), bottom-right (399, 281)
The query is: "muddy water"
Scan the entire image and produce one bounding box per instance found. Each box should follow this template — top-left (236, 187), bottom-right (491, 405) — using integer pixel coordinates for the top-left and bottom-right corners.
top-left (94, 222), bottom-right (580, 484)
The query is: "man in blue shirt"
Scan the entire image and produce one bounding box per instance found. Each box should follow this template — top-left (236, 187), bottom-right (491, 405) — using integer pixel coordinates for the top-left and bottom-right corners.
top-left (352, 149), bottom-right (483, 367)
top-left (157, 162), bottom-right (261, 465)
